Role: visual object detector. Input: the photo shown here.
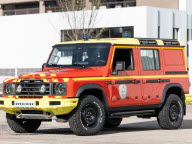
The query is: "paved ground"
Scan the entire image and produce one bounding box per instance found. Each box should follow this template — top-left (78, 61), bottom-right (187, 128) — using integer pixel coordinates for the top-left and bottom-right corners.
top-left (0, 106), bottom-right (192, 144)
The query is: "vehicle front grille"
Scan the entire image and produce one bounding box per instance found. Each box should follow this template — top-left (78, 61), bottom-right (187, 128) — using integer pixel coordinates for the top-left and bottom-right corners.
top-left (16, 80), bottom-right (50, 95)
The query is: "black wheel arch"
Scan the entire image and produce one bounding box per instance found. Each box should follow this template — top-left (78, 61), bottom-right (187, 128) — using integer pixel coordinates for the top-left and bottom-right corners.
top-left (76, 84), bottom-right (109, 110)
top-left (160, 83), bottom-right (186, 115)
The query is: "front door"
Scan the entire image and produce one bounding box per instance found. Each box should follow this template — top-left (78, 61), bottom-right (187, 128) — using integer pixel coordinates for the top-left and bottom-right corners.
top-left (110, 47), bottom-right (142, 107)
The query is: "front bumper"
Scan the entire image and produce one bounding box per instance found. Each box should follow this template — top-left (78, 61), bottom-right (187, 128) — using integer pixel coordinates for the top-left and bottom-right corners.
top-left (185, 94), bottom-right (192, 105)
top-left (0, 98), bottom-right (78, 116)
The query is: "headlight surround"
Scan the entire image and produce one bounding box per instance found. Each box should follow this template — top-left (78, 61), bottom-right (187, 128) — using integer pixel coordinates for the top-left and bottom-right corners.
top-left (53, 83), bottom-right (67, 95)
top-left (4, 83), bottom-right (16, 95)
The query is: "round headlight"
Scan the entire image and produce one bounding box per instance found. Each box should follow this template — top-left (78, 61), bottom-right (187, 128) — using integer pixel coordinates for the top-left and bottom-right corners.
top-left (16, 85), bottom-right (22, 93)
top-left (54, 83), bottom-right (66, 95)
top-left (4, 83), bottom-right (15, 95)
top-left (39, 85), bottom-right (46, 94)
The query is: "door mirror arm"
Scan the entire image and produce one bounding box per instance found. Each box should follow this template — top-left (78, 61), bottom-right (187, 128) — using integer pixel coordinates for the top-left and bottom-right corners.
top-left (42, 63), bottom-right (46, 71)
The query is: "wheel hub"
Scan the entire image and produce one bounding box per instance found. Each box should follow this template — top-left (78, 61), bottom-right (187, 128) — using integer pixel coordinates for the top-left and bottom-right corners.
top-left (169, 103), bottom-right (179, 121)
top-left (81, 104), bottom-right (98, 127)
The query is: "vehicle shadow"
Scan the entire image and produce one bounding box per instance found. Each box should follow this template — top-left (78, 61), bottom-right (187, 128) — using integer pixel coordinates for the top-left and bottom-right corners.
top-left (100, 119), bottom-right (192, 135)
top-left (33, 119), bottom-right (192, 136)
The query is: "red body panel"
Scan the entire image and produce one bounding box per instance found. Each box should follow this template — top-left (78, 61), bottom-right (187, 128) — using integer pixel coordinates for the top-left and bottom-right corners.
top-left (3, 45), bottom-right (189, 109)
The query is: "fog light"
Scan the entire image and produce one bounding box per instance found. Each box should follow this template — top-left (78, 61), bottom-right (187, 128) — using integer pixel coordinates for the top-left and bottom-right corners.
top-left (39, 85), bottom-right (46, 94)
top-left (16, 85), bottom-right (22, 93)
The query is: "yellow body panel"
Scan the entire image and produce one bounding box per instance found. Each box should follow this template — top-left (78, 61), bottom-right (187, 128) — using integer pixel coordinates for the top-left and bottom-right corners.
top-left (185, 94), bottom-right (192, 105)
top-left (0, 98), bottom-right (79, 115)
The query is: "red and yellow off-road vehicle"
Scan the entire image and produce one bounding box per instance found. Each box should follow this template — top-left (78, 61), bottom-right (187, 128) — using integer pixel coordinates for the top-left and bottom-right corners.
top-left (0, 38), bottom-right (189, 135)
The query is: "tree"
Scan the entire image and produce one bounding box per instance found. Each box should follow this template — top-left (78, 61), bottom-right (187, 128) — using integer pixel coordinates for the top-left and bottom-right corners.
top-left (56, 0), bottom-right (102, 41)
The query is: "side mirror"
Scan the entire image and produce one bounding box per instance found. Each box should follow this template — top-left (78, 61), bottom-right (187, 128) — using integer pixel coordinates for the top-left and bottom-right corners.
top-left (42, 63), bottom-right (46, 71)
top-left (112, 61), bottom-right (125, 75)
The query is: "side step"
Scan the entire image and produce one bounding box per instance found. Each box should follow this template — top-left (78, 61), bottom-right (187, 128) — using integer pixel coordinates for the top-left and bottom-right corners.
top-left (110, 110), bottom-right (156, 118)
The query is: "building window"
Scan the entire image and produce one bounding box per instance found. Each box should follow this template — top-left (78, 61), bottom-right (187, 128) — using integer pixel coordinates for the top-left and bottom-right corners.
top-left (140, 49), bottom-right (160, 70)
top-left (45, 1), bottom-right (58, 12)
top-left (61, 30), bottom-right (65, 42)
top-left (61, 26), bottom-right (134, 42)
top-left (101, 0), bottom-right (136, 8)
top-left (187, 29), bottom-right (190, 57)
top-left (94, 27), bottom-right (134, 38)
top-left (112, 48), bottom-right (134, 70)
top-left (158, 26), bottom-right (160, 38)
top-left (3, 2), bottom-right (39, 16)
top-left (173, 28), bottom-right (179, 39)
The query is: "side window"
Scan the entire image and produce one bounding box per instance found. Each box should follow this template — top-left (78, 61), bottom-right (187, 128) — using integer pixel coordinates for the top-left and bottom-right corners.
top-left (112, 49), bottom-right (134, 70)
top-left (140, 49), bottom-right (160, 70)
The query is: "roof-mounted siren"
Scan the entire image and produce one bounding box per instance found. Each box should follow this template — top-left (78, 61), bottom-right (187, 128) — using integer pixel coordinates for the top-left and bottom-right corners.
top-left (82, 34), bottom-right (88, 41)
top-left (162, 40), bottom-right (180, 46)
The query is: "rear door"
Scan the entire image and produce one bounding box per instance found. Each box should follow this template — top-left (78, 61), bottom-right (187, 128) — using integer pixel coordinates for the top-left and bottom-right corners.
top-left (138, 47), bottom-right (164, 105)
top-left (110, 46), bottom-right (142, 107)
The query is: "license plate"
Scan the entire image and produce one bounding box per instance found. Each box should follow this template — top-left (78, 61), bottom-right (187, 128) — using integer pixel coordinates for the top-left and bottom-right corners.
top-left (14, 101), bottom-right (35, 107)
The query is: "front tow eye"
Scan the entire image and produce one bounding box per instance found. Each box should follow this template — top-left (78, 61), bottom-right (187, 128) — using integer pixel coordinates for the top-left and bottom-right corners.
top-left (45, 112), bottom-right (52, 117)
top-left (16, 111), bottom-right (22, 117)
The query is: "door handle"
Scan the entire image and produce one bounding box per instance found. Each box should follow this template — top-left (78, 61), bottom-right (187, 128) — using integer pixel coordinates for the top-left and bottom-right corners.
top-left (133, 80), bottom-right (140, 84)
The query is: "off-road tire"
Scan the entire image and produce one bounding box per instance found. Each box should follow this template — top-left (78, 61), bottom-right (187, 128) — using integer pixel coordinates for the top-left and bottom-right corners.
top-left (104, 118), bottom-right (122, 128)
top-left (69, 95), bottom-right (105, 136)
top-left (157, 94), bottom-right (183, 129)
top-left (6, 113), bottom-right (41, 133)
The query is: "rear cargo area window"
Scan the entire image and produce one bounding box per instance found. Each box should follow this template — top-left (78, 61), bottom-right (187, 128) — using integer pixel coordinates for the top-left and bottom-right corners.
top-left (164, 49), bottom-right (184, 66)
top-left (140, 49), bottom-right (160, 70)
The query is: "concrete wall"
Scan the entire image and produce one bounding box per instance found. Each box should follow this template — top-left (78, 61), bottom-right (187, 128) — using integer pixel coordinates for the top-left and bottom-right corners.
top-left (0, 13), bottom-right (58, 69)
top-left (179, 0), bottom-right (192, 12)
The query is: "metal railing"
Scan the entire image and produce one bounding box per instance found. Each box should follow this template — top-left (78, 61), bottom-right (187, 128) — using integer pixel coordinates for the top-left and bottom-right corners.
top-left (45, 1), bottom-right (136, 12)
top-left (0, 68), bottom-right (41, 77)
top-left (101, 0), bottom-right (136, 8)
top-left (3, 8), bottom-right (39, 16)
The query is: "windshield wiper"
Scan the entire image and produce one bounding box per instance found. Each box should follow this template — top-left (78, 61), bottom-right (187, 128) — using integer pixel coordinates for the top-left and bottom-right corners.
top-left (48, 64), bottom-right (62, 68)
top-left (48, 63), bottom-right (90, 69)
top-left (72, 64), bottom-right (87, 68)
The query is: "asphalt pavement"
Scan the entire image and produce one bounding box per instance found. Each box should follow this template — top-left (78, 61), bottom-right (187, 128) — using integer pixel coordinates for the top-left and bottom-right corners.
top-left (0, 106), bottom-right (192, 144)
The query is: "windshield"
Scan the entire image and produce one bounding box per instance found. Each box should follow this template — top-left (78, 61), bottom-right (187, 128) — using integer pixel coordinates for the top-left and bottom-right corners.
top-left (47, 43), bottom-right (110, 67)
